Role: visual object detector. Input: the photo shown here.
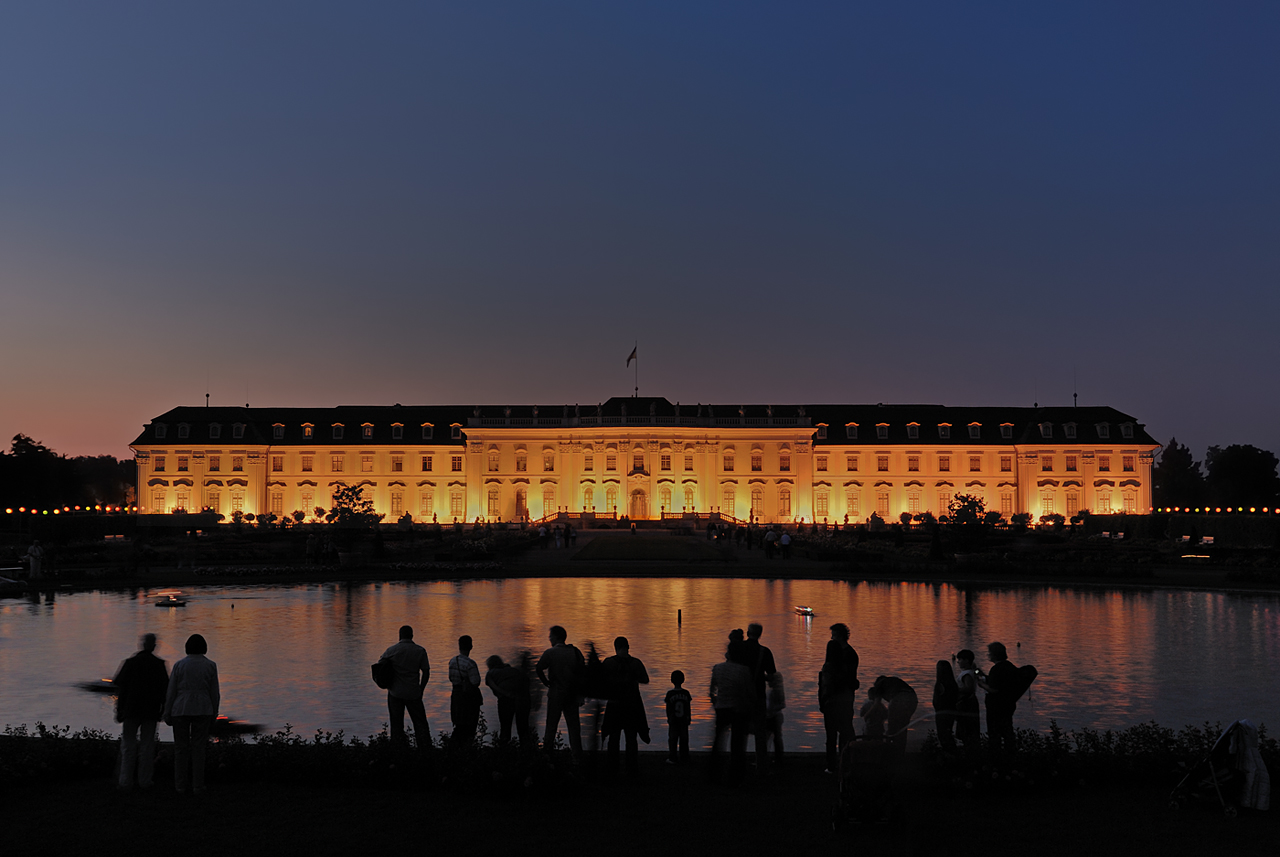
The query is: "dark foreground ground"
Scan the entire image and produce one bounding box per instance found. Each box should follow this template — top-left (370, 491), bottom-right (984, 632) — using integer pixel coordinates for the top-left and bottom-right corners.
top-left (6, 751), bottom-right (1275, 857)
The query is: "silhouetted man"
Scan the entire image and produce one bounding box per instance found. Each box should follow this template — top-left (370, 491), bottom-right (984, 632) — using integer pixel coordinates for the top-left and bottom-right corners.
top-left (113, 633), bottom-right (169, 789)
top-left (744, 622), bottom-right (777, 771)
top-left (978, 641), bottom-right (1018, 763)
top-left (601, 636), bottom-right (650, 776)
top-left (485, 655), bottom-right (533, 748)
top-left (448, 635), bottom-right (482, 747)
top-left (382, 625), bottom-right (431, 748)
top-left (536, 625), bottom-right (584, 759)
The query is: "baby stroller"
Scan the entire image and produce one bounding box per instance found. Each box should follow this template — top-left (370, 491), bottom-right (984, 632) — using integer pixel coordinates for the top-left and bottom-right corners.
top-left (831, 735), bottom-right (899, 828)
top-left (1169, 719), bottom-right (1271, 817)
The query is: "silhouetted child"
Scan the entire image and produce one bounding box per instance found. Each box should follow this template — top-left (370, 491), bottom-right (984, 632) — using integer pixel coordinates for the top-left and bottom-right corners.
top-left (859, 685), bottom-right (887, 738)
top-left (664, 670), bottom-right (693, 764)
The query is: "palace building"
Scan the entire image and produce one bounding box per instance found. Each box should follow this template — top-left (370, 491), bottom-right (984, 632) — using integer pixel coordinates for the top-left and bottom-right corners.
top-left (130, 397), bottom-right (1160, 524)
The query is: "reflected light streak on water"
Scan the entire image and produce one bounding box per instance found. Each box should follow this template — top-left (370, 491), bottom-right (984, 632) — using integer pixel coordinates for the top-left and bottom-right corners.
top-left (1, 579), bottom-right (1277, 751)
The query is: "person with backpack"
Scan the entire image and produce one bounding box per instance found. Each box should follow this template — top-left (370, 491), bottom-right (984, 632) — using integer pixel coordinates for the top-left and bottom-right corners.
top-left (977, 641), bottom-right (1029, 765)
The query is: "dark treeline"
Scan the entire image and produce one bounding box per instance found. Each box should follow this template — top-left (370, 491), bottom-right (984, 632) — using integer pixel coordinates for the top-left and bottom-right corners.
top-left (1153, 439), bottom-right (1280, 510)
top-left (0, 434), bottom-right (135, 511)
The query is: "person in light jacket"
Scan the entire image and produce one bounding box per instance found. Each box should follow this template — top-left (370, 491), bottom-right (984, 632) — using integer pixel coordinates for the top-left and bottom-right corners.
top-left (163, 634), bottom-right (220, 795)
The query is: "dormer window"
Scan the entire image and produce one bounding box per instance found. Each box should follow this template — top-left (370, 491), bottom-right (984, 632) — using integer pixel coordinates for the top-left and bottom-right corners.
top-left (362, 424), bottom-right (374, 440)
top-left (876, 424), bottom-right (889, 440)
top-left (1121, 423), bottom-right (1134, 439)
top-left (1096, 423), bottom-right (1110, 439)
top-left (272, 424), bottom-right (285, 440)
top-left (391, 424), bottom-right (403, 440)
top-left (209, 424), bottom-right (221, 439)
top-left (451, 425), bottom-right (462, 440)
top-left (1040, 422), bottom-right (1053, 439)
top-left (1000, 424), bottom-right (1013, 439)
top-left (969, 424), bottom-right (981, 440)
top-left (302, 423), bottom-right (314, 439)
top-left (232, 423), bottom-right (245, 439)
top-left (333, 424), bottom-right (344, 440)
top-left (816, 424), bottom-right (828, 440)
top-left (938, 424), bottom-right (950, 440)
top-left (846, 423), bottom-right (858, 440)
top-left (1064, 423), bottom-right (1077, 439)
top-left (907, 424), bottom-right (919, 439)
top-left (422, 423), bottom-right (434, 440)
top-left (177, 424), bottom-right (190, 439)
top-left (154, 424), bottom-right (167, 439)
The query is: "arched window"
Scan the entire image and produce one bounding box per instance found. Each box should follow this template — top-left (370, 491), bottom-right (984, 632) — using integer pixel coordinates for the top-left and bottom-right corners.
top-left (582, 486), bottom-right (594, 512)
top-left (515, 487), bottom-right (527, 518)
top-left (779, 487), bottom-right (791, 517)
top-left (659, 486), bottom-right (672, 512)
top-left (542, 485), bottom-right (556, 516)
top-left (487, 487), bottom-right (500, 517)
top-left (722, 485), bottom-right (735, 516)
top-left (816, 490), bottom-right (829, 518)
top-left (605, 485), bottom-right (618, 513)
top-left (751, 487), bottom-right (763, 518)
top-left (684, 485), bottom-right (695, 511)
top-left (488, 451), bottom-right (499, 472)
top-left (845, 490), bottom-right (857, 519)
top-left (449, 490), bottom-right (463, 517)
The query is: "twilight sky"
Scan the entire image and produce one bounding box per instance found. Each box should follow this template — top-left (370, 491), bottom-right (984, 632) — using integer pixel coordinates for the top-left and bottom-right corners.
top-left (2, 2), bottom-right (1277, 461)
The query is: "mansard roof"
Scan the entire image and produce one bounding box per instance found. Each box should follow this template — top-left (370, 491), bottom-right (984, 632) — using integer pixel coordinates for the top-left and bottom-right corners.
top-left (131, 400), bottom-right (1157, 448)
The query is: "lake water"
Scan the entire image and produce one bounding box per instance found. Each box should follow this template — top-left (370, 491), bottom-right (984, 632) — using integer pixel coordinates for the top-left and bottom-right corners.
top-left (2, 578), bottom-right (1277, 751)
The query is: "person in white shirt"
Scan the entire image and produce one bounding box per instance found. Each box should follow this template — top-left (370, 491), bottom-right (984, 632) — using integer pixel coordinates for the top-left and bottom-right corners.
top-left (163, 634), bottom-right (220, 795)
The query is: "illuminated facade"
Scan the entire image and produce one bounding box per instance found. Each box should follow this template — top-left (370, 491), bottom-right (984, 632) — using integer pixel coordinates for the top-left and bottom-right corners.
top-left (130, 398), bottom-right (1159, 523)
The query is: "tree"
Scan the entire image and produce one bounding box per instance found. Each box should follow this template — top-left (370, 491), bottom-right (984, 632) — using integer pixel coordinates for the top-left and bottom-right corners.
top-left (1204, 445), bottom-right (1280, 509)
top-left (947, 494), bottom-right (985, 528)
top-left (1153, 437), bottom-right (1205, 508)
top-left (325, 484), bottom-right (384, 527)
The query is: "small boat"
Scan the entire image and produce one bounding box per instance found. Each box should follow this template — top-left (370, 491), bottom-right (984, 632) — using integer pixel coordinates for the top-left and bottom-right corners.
top-left (77, 679), bottom-right (117, 694)
top-left (794, 605), bottom-right (815, 616)
top-left (155, 590), bottom-right (187, 607)
top-left (211, 715), bottom-right (263, 735)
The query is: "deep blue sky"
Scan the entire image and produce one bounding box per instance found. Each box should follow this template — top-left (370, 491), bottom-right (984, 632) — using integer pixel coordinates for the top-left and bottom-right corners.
top-left (2, 2), bottom-right (1277, 461)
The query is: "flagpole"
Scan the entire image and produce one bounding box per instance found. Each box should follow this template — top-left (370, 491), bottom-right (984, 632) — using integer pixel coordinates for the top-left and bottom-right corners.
top-left (633, 340), bottom-right (638, 397)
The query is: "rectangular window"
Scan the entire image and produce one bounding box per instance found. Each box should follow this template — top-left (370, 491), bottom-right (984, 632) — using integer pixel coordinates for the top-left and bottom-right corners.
top-left (907, 456), bottom-right (919, 472)
top-left (391, 455), bottom-right (403, 472)
top-left (450, 492), bottom-right (463, 517)
top-left (939, 492), bottom-right (951, 513)
top-left (969, 456), bottom-right (981, 472)
top-left (488, 452), bottom-right (500, 472)
top-left (1099, 493), bottom-right (1112, 513)
top-left (301, 455), bottom-right (313, 473)
top-left (607, 454), bottom-right (617, 471)
top-left (152, 489), bottom-right (165, 511)
top-left (908, 494), bottom-right (920, 514)
top-left (231, 493), bottom-right (244, 512)
top-left (580, 455), bottom-right (589, 472)
top-left (419, 492), bottom-right (433, 516)
top-left (685, 454), bottom-right (695, 471)
top-left (633, 453), bottom-right (644, 471)
top-left (544, 453), bottom-right (555, 472)
top-left (661, 454), bottom-right (672, 471)
top-left (1123, 455), bottom-right (1135, 472)
top-left (816, 492), bottom-right (829, 517)
top-left (422, 455), bottom-right (433, 472)
top-left (1123, 494), bottom-right (1136, 514)
top-left (331, 456), bottom-right (343, 473)
top-left (723, 454), bottom-right (734, 472)
top-left (877, 455), bottom-right (889, 472)
top-left (487, 491), bottom-right (499, 517)
top-left (816, 456), bottom-right (827, 472)
top-left (938, 455), bottom-right (950, 472)
top-left (272, 456), bottom-right (283, 473)
top-left (1041, 493), bottom-right (1054, 515)
top-left (270, 493), bottom-right (283, 515)
top-left (209, 455), bottom-right (220, 472)
top-left (301, 490), bottom-right (313, 514)
top-left (779, 454), bottom-right (791, 472)
top-left (207, 493), bottom-right (220, 514)
top-left (845, 455), bottom-right (856, 472)
top-left (876, 492), bottom-right (890, 516)
top-left (846, 492), bottom-right (858, 518)
top-left (1000, 456), bottom-right (1012, 472)
top-left (1041, 457), bottom-right (1053, 472)
top-left (154, 456), bottom-right (166, 472)
top-left (451, 456), bottom-right (462, 472)
top-left (1099, 456), bottom-right (1111, 472)
top-left (1066, 494), bottom-right (1079, 516)
top-left (232, 456), bottom-right (244, 472)
top-left (1066, 455), bottom-right (1078, 472)
top-left (177, 456), bottom-right (189, 472)
top-left (391, 493), bottom-right (404, 516)
top-left (1001, 495), bottom-right (1013, 516)
top-left (750, 454), bottom-right (761, 472)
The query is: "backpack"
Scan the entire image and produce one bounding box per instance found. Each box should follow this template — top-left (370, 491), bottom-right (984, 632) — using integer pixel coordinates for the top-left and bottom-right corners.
top-left (1010, 664), bottom-right (1038, 703)
top-left (371, 657), bottom-right (396, 690)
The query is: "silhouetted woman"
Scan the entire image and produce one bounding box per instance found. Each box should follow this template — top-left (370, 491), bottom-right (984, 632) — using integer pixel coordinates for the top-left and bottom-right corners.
top-left (933, 659), bottom-right (959, 752)
top-left (163, 634), bottom-right (220, 795)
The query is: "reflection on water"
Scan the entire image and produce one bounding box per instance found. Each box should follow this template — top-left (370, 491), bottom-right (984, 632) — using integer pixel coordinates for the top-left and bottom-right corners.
top-left (1, 579), bottom-right (1277, 751)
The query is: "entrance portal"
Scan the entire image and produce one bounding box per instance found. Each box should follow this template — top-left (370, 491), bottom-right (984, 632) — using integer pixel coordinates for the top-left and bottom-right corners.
top-left (629, 489), bottom-right (648, 519)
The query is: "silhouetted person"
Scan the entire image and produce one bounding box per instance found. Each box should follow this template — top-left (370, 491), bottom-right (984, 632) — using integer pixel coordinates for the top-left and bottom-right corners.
top-left (872, 675), bottom-right (918, 757)
top-left (978, 641), bottom-right (1018, 764)
top-left (933, 659), bottom-right (959, 753)
top-left (820, 622), bottom-right (859, 773)
top-left (709, 634), bottom-right (753, 782)
top-left (764, 671), bottom-right (786, 765)
top-left (382, 625), bottom-right (431, 749)
top-left (25, 539), bottom-right (44, 580)
top-left (536, 625), bottom-right (585, 759)
top-left (860, 685), bottom-right (886, 738)
top-left (954, 649), bottom-right (982, 761)
top-left (743, 622), bottom-right (777, 772)
top-left (448, 635), bottom-right (482, 747)
top-left (601, 636), bottom-right (650, 776)
top-left (163, 634), bottom-right (219, 795)
top-left (485, 655), bottom-right (533, 748)
top-left (665, 670), bottom-right (692, 764)
top-left (113, 633), bottom-right (168, 790)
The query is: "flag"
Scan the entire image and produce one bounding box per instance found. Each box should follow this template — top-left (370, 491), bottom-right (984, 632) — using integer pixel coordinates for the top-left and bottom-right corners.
top-left (626, 347), bottom-right (637, 367)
